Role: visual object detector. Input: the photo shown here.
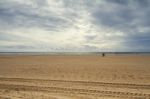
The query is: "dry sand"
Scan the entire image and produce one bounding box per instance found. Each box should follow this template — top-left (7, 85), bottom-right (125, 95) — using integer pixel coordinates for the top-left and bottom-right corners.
top-left (0, 54), bottom-right (150, 99)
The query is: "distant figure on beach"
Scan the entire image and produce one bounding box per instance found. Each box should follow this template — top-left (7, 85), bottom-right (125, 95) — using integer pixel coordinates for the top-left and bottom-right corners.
top-left (102, 53), bottom-right (105, 57)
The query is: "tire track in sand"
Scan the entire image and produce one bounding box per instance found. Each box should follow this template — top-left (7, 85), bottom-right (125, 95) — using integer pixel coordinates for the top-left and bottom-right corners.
top-left (0, 77), bottom-right (150, 99)
top-left (0, 83), bottom-right (149, 99)
top-left (0, 77), bottom-right (150, 90)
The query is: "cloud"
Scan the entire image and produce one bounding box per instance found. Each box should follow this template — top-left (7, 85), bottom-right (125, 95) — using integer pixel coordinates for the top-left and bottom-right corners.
top-left (0, 0), bottom-right (150, 52)
top-left (0, 0), bottom-right (71, 31)
top-left (89, 0), bottom-right (150, 51)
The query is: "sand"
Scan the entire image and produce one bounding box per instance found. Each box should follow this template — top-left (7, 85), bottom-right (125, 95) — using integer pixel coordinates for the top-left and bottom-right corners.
top-left (0, 54), bottom-right (150, 99)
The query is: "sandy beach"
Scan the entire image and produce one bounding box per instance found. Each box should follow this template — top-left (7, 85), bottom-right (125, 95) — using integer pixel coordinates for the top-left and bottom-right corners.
top-left (0, 54), bottom-right (150, 99)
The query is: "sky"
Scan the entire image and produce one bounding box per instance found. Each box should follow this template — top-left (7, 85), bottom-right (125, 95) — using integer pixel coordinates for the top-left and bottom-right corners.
top-left (0, 0), bottom-right (150, 52)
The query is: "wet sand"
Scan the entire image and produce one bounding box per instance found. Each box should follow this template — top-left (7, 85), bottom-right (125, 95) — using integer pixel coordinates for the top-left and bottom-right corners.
top-left (0, 55), bottom-right (150, 99)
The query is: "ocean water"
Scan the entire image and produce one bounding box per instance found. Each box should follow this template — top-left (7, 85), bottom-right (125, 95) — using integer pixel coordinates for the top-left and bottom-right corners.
top-left (0, 52), bottom-right (150, 55)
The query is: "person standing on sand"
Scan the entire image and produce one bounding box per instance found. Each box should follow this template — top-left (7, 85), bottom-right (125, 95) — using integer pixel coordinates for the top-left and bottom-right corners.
top-left (102, 53), bottom-right (105, 57)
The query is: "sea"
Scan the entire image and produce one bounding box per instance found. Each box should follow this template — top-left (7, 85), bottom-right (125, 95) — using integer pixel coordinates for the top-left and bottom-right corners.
top-left (0, 52), bottom-right (150, 55)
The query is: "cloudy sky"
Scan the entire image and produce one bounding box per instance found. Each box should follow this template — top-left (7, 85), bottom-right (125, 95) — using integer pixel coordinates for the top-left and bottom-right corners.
top-left (0, 0), bottom-right (150, 52)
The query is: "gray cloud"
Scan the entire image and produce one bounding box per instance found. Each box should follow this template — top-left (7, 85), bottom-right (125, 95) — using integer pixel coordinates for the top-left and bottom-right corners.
top-left (87, 0), bottom-right (150, 51)
top-left (0, 0), bottom-right (72, 32)
top-left (91, 0), bottom-right (150, 31)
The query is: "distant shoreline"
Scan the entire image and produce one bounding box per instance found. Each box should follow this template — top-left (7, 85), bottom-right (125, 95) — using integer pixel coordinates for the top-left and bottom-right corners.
top-left (0, 52), bottom-right (150, 55)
